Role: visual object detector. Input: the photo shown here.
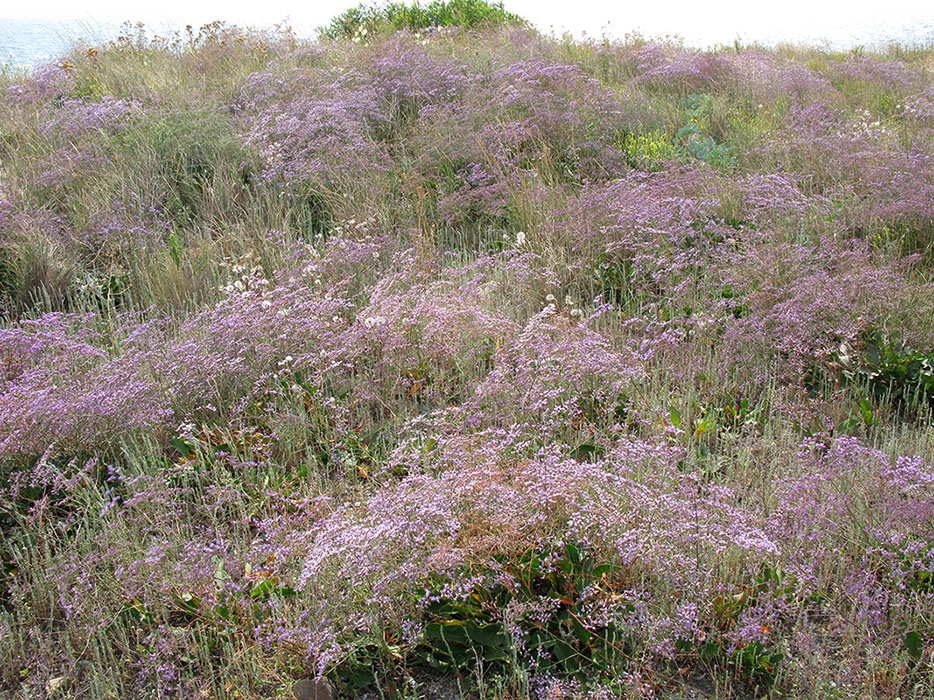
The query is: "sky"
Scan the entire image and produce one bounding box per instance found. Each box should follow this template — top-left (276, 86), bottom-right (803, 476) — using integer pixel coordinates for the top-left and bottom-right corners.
top-left (1, 0), bottom-right (932, 49)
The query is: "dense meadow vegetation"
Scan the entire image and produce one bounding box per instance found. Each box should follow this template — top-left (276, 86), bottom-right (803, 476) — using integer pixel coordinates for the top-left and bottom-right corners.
top-left (1, 3), bottom-right (934, 697)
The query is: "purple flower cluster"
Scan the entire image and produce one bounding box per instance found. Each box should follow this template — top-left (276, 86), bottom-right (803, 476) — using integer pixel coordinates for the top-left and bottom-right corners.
top-left (1, 20), bottom-right (933, 700)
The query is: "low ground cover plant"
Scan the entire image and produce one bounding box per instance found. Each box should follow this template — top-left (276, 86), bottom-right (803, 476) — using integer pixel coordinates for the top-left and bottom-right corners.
top-left (1, 2), bottom-right (934, 698)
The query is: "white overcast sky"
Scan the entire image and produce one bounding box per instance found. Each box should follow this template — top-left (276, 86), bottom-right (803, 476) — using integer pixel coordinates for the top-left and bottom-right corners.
top-left (1, 0), bottom-right (932, 48)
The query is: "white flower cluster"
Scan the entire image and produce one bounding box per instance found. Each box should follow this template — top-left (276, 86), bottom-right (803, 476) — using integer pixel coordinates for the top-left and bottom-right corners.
top-left (330, 215), bottom-right (377, 240)
top-left (219, 251), bottom-right (268, 297)
top-left (544, 292), bottom-right (583, 319)
top-left (504, 230), bottom-right (528, 248)
top-left (848, 108), bottom-right (890, 137)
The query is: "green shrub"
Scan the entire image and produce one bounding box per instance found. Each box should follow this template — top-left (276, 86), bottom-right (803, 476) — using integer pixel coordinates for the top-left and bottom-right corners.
top-left (849, 330), bottom-right (934, 413)
top-left (321, 0), bottom-right (527, 40)
top-left (329, 544), bottom-right (629, 695)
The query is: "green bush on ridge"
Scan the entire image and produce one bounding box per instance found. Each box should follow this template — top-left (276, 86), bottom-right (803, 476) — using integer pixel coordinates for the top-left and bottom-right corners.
top-left (321, 0), bottom-right (527, 40)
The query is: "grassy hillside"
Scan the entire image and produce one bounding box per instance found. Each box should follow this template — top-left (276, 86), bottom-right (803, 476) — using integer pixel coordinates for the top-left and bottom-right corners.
top-left (1, 5), bottom-right (934, 698)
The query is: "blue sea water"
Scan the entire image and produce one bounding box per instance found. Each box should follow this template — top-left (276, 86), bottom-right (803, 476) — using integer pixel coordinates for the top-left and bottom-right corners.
top-left (0, 18), bottom-right (121, 68)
